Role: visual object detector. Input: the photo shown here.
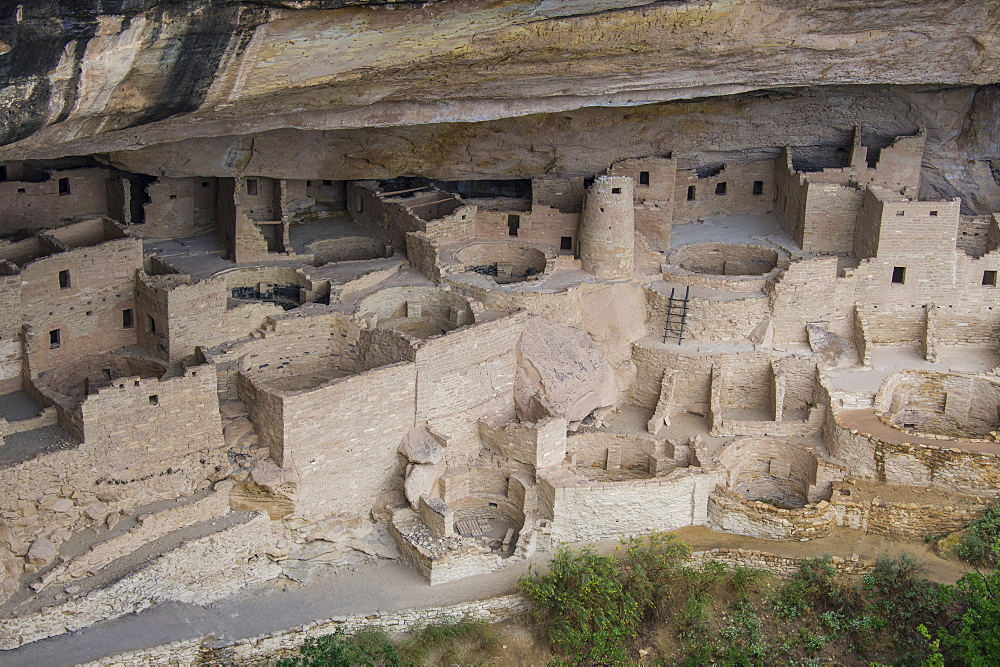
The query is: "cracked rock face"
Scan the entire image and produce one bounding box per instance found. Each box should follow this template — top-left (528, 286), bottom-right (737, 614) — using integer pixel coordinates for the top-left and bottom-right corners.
top-left (0, 1), bottom-right (997, 210)
top-left (515, 315), bottom-right (617, 423)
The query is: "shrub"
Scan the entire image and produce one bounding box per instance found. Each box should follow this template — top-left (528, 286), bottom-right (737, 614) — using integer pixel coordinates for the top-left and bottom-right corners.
top-left (956, 503), bottom-right (1000, 566)
top-left (396, 618), bottom-right (498, 664)
top-left (275, 627), bottom-right (399, 667)
top-left (944, 569), bottom-right (1000, 666)
top-left (518, 546), bottom-right (641, 663)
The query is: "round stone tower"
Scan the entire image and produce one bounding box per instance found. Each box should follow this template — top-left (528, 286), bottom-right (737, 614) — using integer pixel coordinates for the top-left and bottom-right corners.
top-left (579, 175), bottom-right (635, 279)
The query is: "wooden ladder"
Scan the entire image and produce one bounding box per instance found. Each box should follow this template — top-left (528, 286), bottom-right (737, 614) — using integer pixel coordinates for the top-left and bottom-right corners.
top-left (663, 286), bottom-right (690, 345)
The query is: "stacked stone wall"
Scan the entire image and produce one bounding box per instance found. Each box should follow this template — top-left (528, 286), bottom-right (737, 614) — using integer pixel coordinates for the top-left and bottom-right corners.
top-left (540, 467), bottom-right (724, 542)
top-left (0, 168), bottom-right (111, 234)
top-left (707, 488), bottom-right (835, 540)
top-left (19, 233), bottom-right (141, 375)
top-left (827, 408), bottom-right (1000, 497)
top-left (413, 313), bottom-right (526, 463)
top-left (672, 161), bottom-right (774, 224)
top-left (141, 177), bottom-right (217, 238)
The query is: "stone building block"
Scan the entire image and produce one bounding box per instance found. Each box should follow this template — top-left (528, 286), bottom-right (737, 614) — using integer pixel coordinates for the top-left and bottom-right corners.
top-left (418, 496), bottom-right (454, 538)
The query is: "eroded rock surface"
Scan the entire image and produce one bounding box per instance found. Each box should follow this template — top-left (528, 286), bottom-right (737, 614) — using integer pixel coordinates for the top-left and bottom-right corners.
top-left (515, 315), bottom-right (617, 423)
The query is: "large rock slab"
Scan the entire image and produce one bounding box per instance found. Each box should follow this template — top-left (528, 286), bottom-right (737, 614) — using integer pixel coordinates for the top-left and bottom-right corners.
top-left (515, 315), bottom-right (617, 423)
top-left (398, 426), bottom-right (445, 465)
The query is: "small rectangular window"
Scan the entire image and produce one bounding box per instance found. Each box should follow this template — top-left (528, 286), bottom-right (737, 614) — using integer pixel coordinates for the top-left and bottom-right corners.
top-left (246, 178), bottom-right (258, 196)
top-left (322, 179), bottom-right (332, 186)
top-left (306, 180), bottom-right (312, 187)
top-left (169, 194), bottom-right (177, 200)
top-left (122, 308), bottom-right (134, 328)
top-left (58, 270), bottom-right (70, 289)
top-left (638, 171), bottom-right (650, 186)
top-left (752, 180), bottom-right (764, 195)
top-left (560, 236), bottom-right (573, 251)
top-left (891, 266), bottom-right (906, 284)
top-left (896, 210), bottom-right (905, 216)
top-left (148, 395), bottom-right (159, 406)
top-left (49, 329), bottom-right (60, 349)
top-left (148, 315), bottom-right (157, 333)
top-left (58, 177), bottom-right (70, 195)
top-left (356, 198), bottom-right (364, 214)
top-left (611, 187), bottom-right (621, 194)
top-left (984, 270), bottom-right (997, 287)
top-left (17, 187), bottom-right (25, 194)
top-left (687, 185), bottom-right (696, 201)
top-left (715, 182), bottom-right (727, 195)
top-left (507, 214), bottom-right (520, 237)
top-left (201, 181), bottom-right (209, 188)
top-left (0, 165), bottom-right (7, 181)
top-left (929, 210), bottom-right (938, 217)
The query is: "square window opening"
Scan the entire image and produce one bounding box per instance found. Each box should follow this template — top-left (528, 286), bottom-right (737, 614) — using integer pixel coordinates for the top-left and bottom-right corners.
top-left (891, 266), bottom-right (906, 284)
top-left (148, 395), bottom-right (159, 406)
top-left (715, 182), bottom-right (727, 195)
top-left (58, 177), bottom-right (70, 196)
top-left (201, 181), bottom-right (209, 188)
top-left (687, 185), bottom-right (696, 201)
top-left (356, 199), bottom-right (364, 214)
top-left (638, 171), bottom-right (650, 186)
top-left (930, 210), bottom-right (938, 217)
top-left (752, 180), bottom-right (764, 195)
top-left (984, 270), bottom-right (998, 287)
top-left (122, 308), bottom-right (134, 328)
top-left (49, 329), bottom-right (60, 349)
top-left (58, 270), bottom-right (70, 289)
top-left (245, 178), bottom-right (258, 196)
top-left (560, 236), bottom-right (573, 251)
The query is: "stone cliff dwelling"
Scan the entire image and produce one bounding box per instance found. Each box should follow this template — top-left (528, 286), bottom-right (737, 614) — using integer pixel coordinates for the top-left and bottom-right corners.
top-left (1, 0), bottom-right (1000, 660)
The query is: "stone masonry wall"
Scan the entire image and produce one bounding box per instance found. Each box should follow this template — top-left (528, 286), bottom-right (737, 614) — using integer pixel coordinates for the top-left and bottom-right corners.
top-left (413, 312), bottom-right (526, 464)
top-left (539, 467), bottom-right (724, 542)
top-left (672, 161), bottom-right (775, 225)
top-left (273, 362), bottom-right (417, 520)
top-left (19, 230), bottom-right (141, 376)
top-left (826, 408), bottom-right (1000, 497)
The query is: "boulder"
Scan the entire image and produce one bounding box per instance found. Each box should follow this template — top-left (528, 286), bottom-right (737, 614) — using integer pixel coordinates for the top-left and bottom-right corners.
top-left (224, 417), bottom-right (255, 448)
top-left (806, 324), bottom-right (856, 367)
top-left (515, 315), bottom-right (617, 423)
top-left (230, 459), bottom-right (299, 519)
top-left (26, 538), bottom-right (57, 567)
top-left (404, 461), bottom-right (444, 508)
top-left (398, 426), bottom-right (445, 464)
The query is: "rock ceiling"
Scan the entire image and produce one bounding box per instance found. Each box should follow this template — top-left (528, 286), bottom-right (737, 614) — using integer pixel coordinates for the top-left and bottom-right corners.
top-left (0, 0), bottom-right (998, 210)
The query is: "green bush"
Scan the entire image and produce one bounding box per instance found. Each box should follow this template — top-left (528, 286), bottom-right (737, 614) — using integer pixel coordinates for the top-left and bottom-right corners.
top-left (396, 618), bottom-right (498, 664)
top-left (944, 569), bottom-right (1000, 665)
top-left (519, 546), bottom-right (641, 663)
top-left (956, 503), bottom-right (1000, 566)
top-left (275, 627), bottom-right (399, 667)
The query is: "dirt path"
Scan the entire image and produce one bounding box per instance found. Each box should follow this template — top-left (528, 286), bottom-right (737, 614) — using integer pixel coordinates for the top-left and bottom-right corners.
top-left (1, 524), bottom-right (975, 666)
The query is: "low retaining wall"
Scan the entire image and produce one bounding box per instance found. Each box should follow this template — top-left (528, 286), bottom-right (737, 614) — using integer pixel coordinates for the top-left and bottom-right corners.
top-left (84, 548), bottom-right (884, 666)
top-left (84, 594), bottom-right (531, 666)
top-left (829, 483), bottom-right (987, 539)
top-left (707, 488), bottom-right (836, 540)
